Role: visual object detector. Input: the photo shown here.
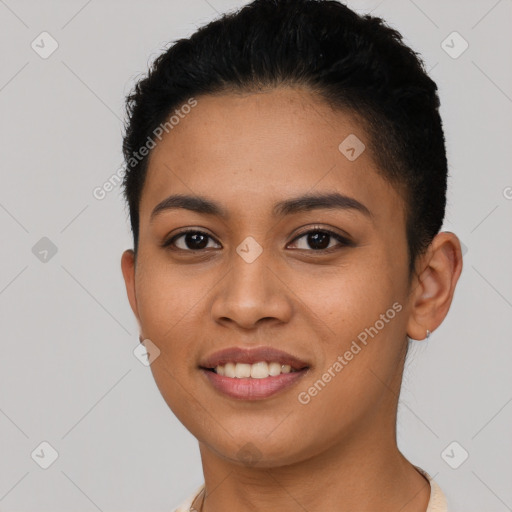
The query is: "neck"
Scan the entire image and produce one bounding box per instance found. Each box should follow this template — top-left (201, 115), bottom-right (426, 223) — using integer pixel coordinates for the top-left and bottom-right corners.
top-left (197, 422), bottom-right (430, 512)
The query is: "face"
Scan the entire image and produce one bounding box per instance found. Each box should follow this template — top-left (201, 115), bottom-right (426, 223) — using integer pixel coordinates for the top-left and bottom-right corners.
top-left (122, 87), bottom-right (417, 467)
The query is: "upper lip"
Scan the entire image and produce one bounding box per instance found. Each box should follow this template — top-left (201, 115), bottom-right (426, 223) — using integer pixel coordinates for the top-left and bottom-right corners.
top-left (199, 346), bottom-right (310, 371)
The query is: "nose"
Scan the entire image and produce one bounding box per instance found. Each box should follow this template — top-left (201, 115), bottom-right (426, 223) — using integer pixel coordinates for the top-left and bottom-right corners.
top-left (210, 248), bottom-right (294, 331)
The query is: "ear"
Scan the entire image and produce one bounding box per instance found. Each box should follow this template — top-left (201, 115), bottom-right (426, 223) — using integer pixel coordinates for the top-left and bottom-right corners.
top-left (121, 249), bottom-right (141, 329)
top-left (406, 231), bottom-right (463, 340)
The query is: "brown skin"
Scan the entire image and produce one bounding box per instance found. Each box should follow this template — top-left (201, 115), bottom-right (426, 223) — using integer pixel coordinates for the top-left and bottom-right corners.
top-left (121, 87), bottom-right (463, 511)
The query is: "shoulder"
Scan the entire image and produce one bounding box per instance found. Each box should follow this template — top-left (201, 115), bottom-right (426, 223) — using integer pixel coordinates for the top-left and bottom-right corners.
top-left (413, 465), bottom-right (449, 512)
top-left (172, 483), bottom-right (205, 512)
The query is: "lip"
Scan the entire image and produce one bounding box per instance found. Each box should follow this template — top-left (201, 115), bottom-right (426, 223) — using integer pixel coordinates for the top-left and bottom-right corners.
top-left (199, 346), bottom-right (310, 371)
top-left (200, 368), bottom-right (309, 400)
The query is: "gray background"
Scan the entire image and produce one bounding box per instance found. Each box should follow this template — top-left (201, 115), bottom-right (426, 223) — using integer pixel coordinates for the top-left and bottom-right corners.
top-left (0, 0), bottom-right (511, 510)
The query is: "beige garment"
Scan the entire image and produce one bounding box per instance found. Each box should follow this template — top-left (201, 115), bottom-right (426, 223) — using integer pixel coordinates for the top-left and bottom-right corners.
top-left (414, 466), bottom-right (449, 512)
top-left (173, 466), bottom-right (448, 512)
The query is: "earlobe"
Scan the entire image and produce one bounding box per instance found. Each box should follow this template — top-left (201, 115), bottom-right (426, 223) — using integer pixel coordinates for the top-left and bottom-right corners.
top-left (406, 232), bottom-right (463, 341)
top-left (121, 249), bottom-right (141, 326)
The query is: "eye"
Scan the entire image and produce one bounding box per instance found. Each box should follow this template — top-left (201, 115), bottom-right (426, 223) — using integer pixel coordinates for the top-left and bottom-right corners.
top-left (162, 230), bottom-right (221, 251)
top-left (288, 227), bottom-right (352, 252)
top-left (162, 227), bottom-right (352, 253)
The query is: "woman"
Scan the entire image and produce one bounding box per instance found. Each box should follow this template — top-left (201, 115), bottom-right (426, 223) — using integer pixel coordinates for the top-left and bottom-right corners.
top-left (120, 1), bottom-right (463, 510)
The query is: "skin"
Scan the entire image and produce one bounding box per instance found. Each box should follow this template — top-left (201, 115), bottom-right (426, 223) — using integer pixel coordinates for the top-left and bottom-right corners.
top-left (121, 87), bottom-right (463, 512)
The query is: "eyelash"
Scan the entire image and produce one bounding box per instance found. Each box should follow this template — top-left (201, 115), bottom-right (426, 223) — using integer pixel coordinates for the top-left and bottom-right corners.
top-left (161, 226), bottom-right (353, 254)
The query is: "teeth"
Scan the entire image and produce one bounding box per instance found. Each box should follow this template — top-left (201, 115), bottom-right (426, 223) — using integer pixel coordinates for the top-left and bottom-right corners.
top-left (214, 361), bottom-right (298, 378)
top-left (224, 362), bottom-right (236, 378)
top-left (268, 361), bottom-right (282, 376)
top-left (251, 361), bottom-right (269, 378)
top-left (235, 363), bottom-right (251, 378)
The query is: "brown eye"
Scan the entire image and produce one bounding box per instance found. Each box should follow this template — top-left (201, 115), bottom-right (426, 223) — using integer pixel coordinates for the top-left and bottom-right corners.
top-left (163, 230), bottom-right (221, 251)
top-left (288, 229), bottom-right (352, 252)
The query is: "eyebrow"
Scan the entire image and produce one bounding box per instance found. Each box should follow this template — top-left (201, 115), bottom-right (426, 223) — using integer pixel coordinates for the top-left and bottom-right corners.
top-left (150, 192), bottom-right (372, 222)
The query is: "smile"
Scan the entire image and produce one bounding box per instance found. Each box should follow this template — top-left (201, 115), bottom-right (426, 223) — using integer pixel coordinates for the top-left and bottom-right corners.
top-left (209, 361), bottom-right (300, 378)
top-left (200, 365), bottom-right (309, 400)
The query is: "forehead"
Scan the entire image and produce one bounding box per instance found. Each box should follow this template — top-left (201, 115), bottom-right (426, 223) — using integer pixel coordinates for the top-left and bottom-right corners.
top-left (140, 87), bottom-right (403, 223)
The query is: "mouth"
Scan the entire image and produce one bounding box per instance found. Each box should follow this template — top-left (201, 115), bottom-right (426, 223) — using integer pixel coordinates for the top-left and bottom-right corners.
top-left (202, 361), bottom-right (306, 377)
top-left (199, 366), bottom-right (309, 400)
top-left (198, 346), bottom-right (310, 400)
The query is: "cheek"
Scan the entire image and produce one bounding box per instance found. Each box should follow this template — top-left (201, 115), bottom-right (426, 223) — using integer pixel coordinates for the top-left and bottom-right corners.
top-left (292, 257), bottom-right (396, 334)
top-left (135, 253), bottom-right (198, 327)
top-left (134, 258), bottom-right (204, 374)
top-left (134, 260), bottom-right (203, 415)
top-left (294, 256), bottom-right (407, 391)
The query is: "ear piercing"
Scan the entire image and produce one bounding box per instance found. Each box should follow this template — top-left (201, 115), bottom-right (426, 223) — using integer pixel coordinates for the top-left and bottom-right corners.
top-left (425, 329), bottom-right (431, 340)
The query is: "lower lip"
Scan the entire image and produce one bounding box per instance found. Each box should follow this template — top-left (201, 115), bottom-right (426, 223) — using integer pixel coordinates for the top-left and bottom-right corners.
top-left (200, 368), bottom-right (308, 400)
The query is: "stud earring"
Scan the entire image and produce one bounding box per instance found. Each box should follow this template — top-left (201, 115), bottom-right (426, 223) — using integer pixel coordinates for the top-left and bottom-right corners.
top-left (425, 329), bottom-right (431, 340)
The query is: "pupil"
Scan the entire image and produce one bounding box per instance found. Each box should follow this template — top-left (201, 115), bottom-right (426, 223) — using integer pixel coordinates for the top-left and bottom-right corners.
top-left (308, 232), bottom-right (329, 250)
top-left (187, 233), bottom-right (208, 250)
